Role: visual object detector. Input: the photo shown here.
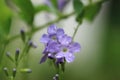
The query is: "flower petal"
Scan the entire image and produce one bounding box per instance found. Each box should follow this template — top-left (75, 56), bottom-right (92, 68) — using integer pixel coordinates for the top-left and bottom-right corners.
top-left (42, 46), bottom-right (48, 54)
top-left (69, 42), bottom-right (81, 53)
top-left (55, 52), bottom-right (64, 58)
top-left (47, 41), bottom-right (60, 53)
top-left (47, 24), bottom-right (57, 34)
top-left (40, 54), bottom-right (48, 64)
top-left (57, 28), bottom-right (64, 38)
top-left (58, 0), bottom-right (68, 11)
top-left (40, 34), bottom-right (49, 44)
top-left (57, 28), bottom-right (64, 35)
top-left (65, 53), bottom-right (75, 63)
top-left (58, 35), bottom-right (72, 45)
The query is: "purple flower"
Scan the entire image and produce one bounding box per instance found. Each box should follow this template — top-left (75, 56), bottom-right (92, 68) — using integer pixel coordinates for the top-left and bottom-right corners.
top-left (40, 25), bottom-right (64, 63)
top-left (55, 35), bottom-right (80, 63)
top-left (58, 0), bottom-right (69, 11)
top-left (41, 41), bottom-right (60, 58)
top-left (47, 41), bottom-right (60, 53)
top-left (40, 24), bottom-right (81, 64)
top-left (40, 41), bottom-right (60, 63)
top-left (40, 24), bottom-right (64, 44)
top-left (45, 0), bottom-right (69, 11)
top-left (45, 0), bottom-right (52, 6)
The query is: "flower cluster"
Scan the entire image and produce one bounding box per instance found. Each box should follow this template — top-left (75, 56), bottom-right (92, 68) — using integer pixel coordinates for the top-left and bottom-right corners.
top-left (40, 24), bottom-right (80, 64)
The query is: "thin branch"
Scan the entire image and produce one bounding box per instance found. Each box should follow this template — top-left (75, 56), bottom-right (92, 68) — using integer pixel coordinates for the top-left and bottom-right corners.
top-left (72, 23), bottom-right (81, 40)
top-left (8, 12), bottom-right (75, 42)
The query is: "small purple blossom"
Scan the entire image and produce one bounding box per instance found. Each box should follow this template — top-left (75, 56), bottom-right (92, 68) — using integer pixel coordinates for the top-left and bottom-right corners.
top-left (55, 35), bottom-right (80, 63)
top-left (58, 0), bottom-right (69, 11)
top-left (40, 24), bottom-right (64, 44)
top-left (45, 0), bottom-right (69, 11)
top-left (45, 0), bottom-right (52, 7)
top-left (40, 24), bottom-right (81, 64)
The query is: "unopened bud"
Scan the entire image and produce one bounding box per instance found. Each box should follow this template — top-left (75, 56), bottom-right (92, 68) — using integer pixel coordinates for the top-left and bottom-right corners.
top-left (32, 42), bottom-right (37, 48)
top-left (53, 74), bottom-right (59, 80)
top-left (28, 41), bottom-right (37, 48)
top-left (20, 68), bottom-right (32, 73)
top-left (55, 74), bottom-right (59, 77)
top-left (28, 40), bottom-right (32, 46)
top-left (53, 77), bottom-right (56, 80)
top-left (12, 68), bottom-right (16, 77)
top-left (20, 29), bottom-right (25, 42)
top-left (3, 67), bottom-right (9, 76)
top-left (15, 48), bottom-right (20, 62)
top-left (16, 48), bottom-right (20, 54)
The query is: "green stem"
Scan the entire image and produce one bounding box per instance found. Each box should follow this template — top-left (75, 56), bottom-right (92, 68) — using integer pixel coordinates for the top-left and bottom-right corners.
top-left (19, 43), bottom-right (28, 61)
top-left (72, 23), bottom-right (81, 40)
top-left (0, 41), bottom-right (9, 70)
top-left (8, 12), bottom-right (75, 42)
top-left (13, 25), bottom-right (34, 80)
top-left (9, 76), bottom-right (14, 80)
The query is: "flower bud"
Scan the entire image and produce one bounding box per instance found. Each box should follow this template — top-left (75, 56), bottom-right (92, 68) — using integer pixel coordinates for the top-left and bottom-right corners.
top-left (53, 74), bottom-right (59, 80)
top-left (12, 68), bottom-right (16, 77)
top-left (28, 40), bottom-right (37, 48)
top-left (3, 67), bottom-right (9, 76)
top-left (27, 41), bottom-right (37, 53)
top-left (15, 48), bottom-right (20, 62)
top-left (55, 74), bottom-right (59, 77)
top-left (20, 68), bottom-right (32, 73)
top-left (53, 77), bottom-right (56, 80)
top-left (32, 42), bottom-right (37, 48)
top-left (20, 29), bottom-right (26, 42)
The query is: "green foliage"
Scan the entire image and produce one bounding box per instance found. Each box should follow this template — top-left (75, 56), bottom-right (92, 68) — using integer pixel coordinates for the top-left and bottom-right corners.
top-left (84, 2), bottom-right (102, 21)
top-left (0, 0), bottom-right (12, 38)
top-left (73, 0), bottom-right (103, 22)
top-left (73, 0), bottom-right (84, 23)
top-left (51, 0), bottom-right (58, 9)
top-left (73, 0), bottom-right (84, 15)
top-left (12, 0), bottom-right (35, 25)
top-left (35, 5), bottom-right (50, 13)
top-left (0, 0), bottom-right (12, 74)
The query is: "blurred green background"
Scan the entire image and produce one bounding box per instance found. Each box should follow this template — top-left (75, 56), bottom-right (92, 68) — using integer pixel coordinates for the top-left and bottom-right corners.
top-left (0, 0), bottom-right (120, 80)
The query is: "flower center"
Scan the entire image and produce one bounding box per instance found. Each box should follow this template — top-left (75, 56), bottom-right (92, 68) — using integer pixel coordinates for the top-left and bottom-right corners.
top-left (62, 48), bottom-right (68, 52)
top-left (51, 36), bottom-right (56, 40)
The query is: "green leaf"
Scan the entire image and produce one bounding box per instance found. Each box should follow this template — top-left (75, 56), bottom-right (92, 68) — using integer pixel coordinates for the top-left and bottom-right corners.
top-left (84, 2), bottom-right (102, 21)
top-left (12, 0), bottom-right (34, 25)
top-left (73, 0), bottom-right (84, 23)
top-left (51, 0), bottom-right (58, 9)
top-left (76, 10), bottom-right (84, 23)
top-left (35, 5), bottom-right (50, 13)
top-left (73, 0), bottom-right (84, 15)
top-left (49, 0), bottom-right (62, 16)
top-left (0, 0), bottom-right (12, 38)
